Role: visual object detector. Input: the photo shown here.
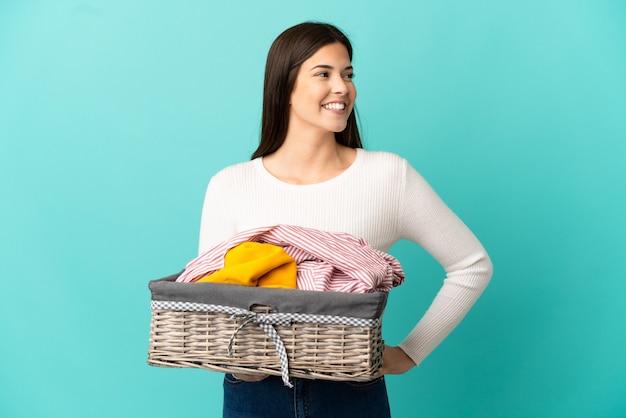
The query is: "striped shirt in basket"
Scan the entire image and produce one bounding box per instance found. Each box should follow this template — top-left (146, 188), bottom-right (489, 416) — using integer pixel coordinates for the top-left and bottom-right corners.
top-left (175, 224), bottom-right (405, 293)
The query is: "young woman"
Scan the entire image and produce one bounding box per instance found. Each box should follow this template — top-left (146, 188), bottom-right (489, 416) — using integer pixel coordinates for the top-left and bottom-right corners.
top-left (198, 22), bottom-right (493, 418)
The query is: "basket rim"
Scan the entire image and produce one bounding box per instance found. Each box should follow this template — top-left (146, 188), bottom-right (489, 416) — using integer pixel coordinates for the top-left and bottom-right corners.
top-left (150, 273), bottom-right (388, 319)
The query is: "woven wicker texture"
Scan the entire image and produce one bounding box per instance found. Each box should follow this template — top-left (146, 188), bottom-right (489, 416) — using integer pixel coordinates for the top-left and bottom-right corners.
top-left (148, 306), bottom-right (384, 381)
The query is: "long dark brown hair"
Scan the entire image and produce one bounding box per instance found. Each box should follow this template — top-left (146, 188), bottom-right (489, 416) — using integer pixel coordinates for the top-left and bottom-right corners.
top-left (251, 22), bottom-right (362, 160)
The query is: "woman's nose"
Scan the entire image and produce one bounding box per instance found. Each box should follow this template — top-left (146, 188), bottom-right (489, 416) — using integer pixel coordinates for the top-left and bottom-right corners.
top-left (332, 76), bottom-right (349, 94)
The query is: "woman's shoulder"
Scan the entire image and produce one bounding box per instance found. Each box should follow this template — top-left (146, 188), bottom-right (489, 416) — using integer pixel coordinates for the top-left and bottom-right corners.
top-left (202, 159), bottom-right (263, 193)
top-left (358, 149), bottom-right (410, 171)
top-left (210, 159), bottom-right (259, 181)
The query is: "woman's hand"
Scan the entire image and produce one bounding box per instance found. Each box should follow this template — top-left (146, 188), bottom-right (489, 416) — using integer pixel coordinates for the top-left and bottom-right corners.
top-left (231, 373), bottom-right (269, 382)
top-left (377, 345), bottom-right (415, 376)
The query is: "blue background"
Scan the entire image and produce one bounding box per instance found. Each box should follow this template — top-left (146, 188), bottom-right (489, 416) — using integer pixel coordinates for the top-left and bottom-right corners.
top-left (1, 1), bottom-right (625, 417)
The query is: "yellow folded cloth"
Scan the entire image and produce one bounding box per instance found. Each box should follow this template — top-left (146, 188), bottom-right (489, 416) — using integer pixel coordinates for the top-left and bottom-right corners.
top-left (197, 242), bottom-right (297, 288)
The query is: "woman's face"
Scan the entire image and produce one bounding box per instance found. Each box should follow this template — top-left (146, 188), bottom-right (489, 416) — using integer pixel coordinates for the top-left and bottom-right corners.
top-left (288, 42), bottom-right (356, 137)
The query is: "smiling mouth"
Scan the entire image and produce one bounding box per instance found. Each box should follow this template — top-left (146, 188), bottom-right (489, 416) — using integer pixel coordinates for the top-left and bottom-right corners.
top-left (321, 103), bottom-right (346, 110)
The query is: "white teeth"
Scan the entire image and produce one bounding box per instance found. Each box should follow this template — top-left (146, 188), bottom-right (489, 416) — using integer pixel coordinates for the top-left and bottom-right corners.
top-left (322, 103), bottom-right (346, 110)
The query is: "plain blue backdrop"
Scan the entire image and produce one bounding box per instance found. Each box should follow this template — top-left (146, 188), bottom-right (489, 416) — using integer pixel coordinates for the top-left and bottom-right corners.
top-left (1, 1), bottom-right (625, 417)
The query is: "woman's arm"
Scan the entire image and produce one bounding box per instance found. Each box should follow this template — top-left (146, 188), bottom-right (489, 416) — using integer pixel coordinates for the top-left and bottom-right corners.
top-left (396, 163), bottom-right (493, 367)
top-left (198, 175), bottom-right (238, 255)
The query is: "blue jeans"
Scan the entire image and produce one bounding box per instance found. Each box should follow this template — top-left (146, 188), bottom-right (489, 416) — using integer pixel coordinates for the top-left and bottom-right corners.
top-left (223, 374), bottom-right (391, 418)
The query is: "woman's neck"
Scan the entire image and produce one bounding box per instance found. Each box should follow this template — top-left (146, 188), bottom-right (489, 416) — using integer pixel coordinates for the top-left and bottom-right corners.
top-left (262, 132), bottom-right (357, 185)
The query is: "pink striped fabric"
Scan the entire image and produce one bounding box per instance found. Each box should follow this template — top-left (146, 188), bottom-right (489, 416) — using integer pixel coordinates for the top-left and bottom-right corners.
top-left (176, 224), bottom-right (405, 293)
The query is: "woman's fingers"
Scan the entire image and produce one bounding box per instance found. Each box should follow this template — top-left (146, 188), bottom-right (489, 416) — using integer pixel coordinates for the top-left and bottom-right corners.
top-left (231, 373), bottom-right (269, 382)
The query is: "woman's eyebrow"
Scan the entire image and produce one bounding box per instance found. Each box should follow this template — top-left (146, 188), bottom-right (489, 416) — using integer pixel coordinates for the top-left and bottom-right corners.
top-left (309, 64), bottom-right (354, 71)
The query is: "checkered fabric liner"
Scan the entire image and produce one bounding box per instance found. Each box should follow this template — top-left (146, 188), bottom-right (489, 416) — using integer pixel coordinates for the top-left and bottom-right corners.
top-left (151, 300), bottom-right (380, 387)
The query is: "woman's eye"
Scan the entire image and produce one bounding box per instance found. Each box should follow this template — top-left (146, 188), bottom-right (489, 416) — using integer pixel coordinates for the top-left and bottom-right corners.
top-left (314, 72), bottom-right (354, 80)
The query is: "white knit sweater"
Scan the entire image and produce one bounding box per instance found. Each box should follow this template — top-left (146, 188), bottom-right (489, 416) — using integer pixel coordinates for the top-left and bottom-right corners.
top-left (198, 148), bottom-right (493, 366)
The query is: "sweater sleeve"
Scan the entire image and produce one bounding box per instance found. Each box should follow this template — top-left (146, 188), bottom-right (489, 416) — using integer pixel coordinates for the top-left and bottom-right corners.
top-left (198, 174), bottom-right (237, 256)
top-left (397, 162), bottom-right (493, 366)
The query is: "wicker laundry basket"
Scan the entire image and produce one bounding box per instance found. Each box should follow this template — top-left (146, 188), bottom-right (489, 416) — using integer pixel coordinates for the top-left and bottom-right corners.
top-left (148, 272), bottom-right (387, 385)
